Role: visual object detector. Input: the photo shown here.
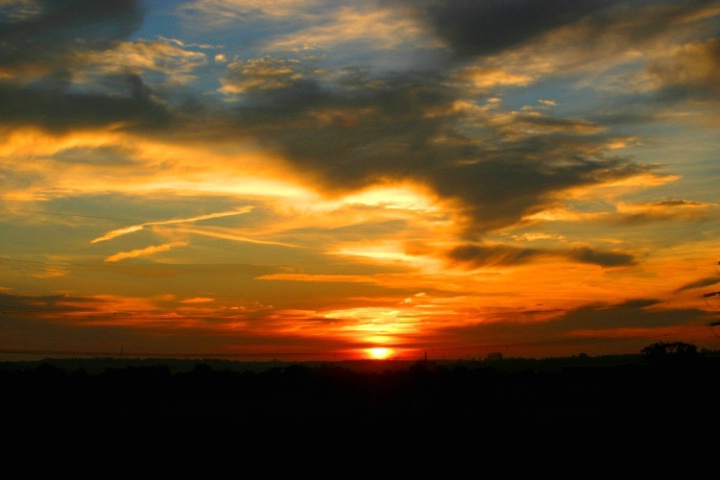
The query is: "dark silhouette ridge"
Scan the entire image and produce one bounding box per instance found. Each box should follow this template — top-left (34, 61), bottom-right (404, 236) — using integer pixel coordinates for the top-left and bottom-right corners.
top-left (3, 343), bottom-right (719, 440)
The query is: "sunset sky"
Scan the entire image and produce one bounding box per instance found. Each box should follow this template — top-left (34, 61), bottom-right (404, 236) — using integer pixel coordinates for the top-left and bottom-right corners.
top-left (1, 0), bottom-right (719, 362)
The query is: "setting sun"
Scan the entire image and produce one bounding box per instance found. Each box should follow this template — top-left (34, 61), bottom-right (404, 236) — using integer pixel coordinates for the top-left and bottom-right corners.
top-left (367, 347), bottom-right (394, 360)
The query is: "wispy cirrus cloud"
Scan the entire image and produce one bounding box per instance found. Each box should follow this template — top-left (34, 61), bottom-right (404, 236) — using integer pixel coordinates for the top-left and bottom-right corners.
top-left (104, 241), bottom-right (188, 262)
top-left (91, 207), bottom-right (254, 243)
top-left (175, 226), bottom-right (297, 247)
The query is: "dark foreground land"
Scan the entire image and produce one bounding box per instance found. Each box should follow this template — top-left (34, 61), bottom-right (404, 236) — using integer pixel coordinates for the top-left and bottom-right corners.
top-left (3, 351), bottom-right (719, 442)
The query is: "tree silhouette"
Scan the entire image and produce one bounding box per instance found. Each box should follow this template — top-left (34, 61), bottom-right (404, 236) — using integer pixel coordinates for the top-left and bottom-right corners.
top-left (640, 341), bottom-right (701, 366)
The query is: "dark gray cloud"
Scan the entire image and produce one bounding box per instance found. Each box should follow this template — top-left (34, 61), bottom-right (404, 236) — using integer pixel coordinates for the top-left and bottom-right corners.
top-left (0, 0), bottom-right (167, 132)
top-left (654, 200), bottom-right (703, 207)
top-left (446, 243), bottom-right (546, 266)
top-left (0, 0), bottom-right (145, 69)
top-left (429, 150), bottom-right (646, 234)
top-left (414, 0), bottom-right (621, 59)
top-left (567, 246), bottom-right (636, 267)
top-left (438, 297), bottom-right (710, 343)
top-left (612, 201), bottom-right (709, 225)
top-left (409, 0), bottom-right (719, 61)
top-left (53, 146), bottom-right (138, 166)
top-left (215, 70), bottom-right (653, 235)
top-left (541, 298), bottom-right (706, 331)
top-left (647, 37), bottom-right (720, 103)
top-left (445, 243), bottom-right (636, 268)
top-left (0, 291), bottom-right (97, 315)
top-left (0, 74), bottom-right (170, 132)
top-left (675, 276), bottom-right (720, 293)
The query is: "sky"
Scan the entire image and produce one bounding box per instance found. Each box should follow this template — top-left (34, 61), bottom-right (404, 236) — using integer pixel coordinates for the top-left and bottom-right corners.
top-left (1, 0), bottom-right (719, 362)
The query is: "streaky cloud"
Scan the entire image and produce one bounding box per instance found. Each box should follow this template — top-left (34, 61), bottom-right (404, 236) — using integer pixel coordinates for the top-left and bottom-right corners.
top-left (567, 246), bottom-right (636, 267)
top-left (176, 226), bottom-right (298, 248)
top-left (675, 276), bottom-right (720, 293)
top-left (446, 243), bottom-right (636, 268)
top-left (91, 207), bottom-right (254, 243)
top-left (104, 241), bottom-right (188, 263)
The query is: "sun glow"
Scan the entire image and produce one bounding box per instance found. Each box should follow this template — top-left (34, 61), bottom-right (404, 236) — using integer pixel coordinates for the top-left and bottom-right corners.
top-left (367, 347), bottom-right (394, 360)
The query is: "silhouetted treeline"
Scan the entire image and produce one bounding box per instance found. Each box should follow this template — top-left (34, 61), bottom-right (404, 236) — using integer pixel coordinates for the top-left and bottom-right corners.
top-left (2, 350), bottom-right (719, 438)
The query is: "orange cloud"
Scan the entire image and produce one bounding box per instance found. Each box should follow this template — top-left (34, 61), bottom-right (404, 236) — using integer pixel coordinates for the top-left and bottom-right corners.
top-left (92, 208), bottom-right (254, 243)
top-left (104, 241), bottom-right (188, 262)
